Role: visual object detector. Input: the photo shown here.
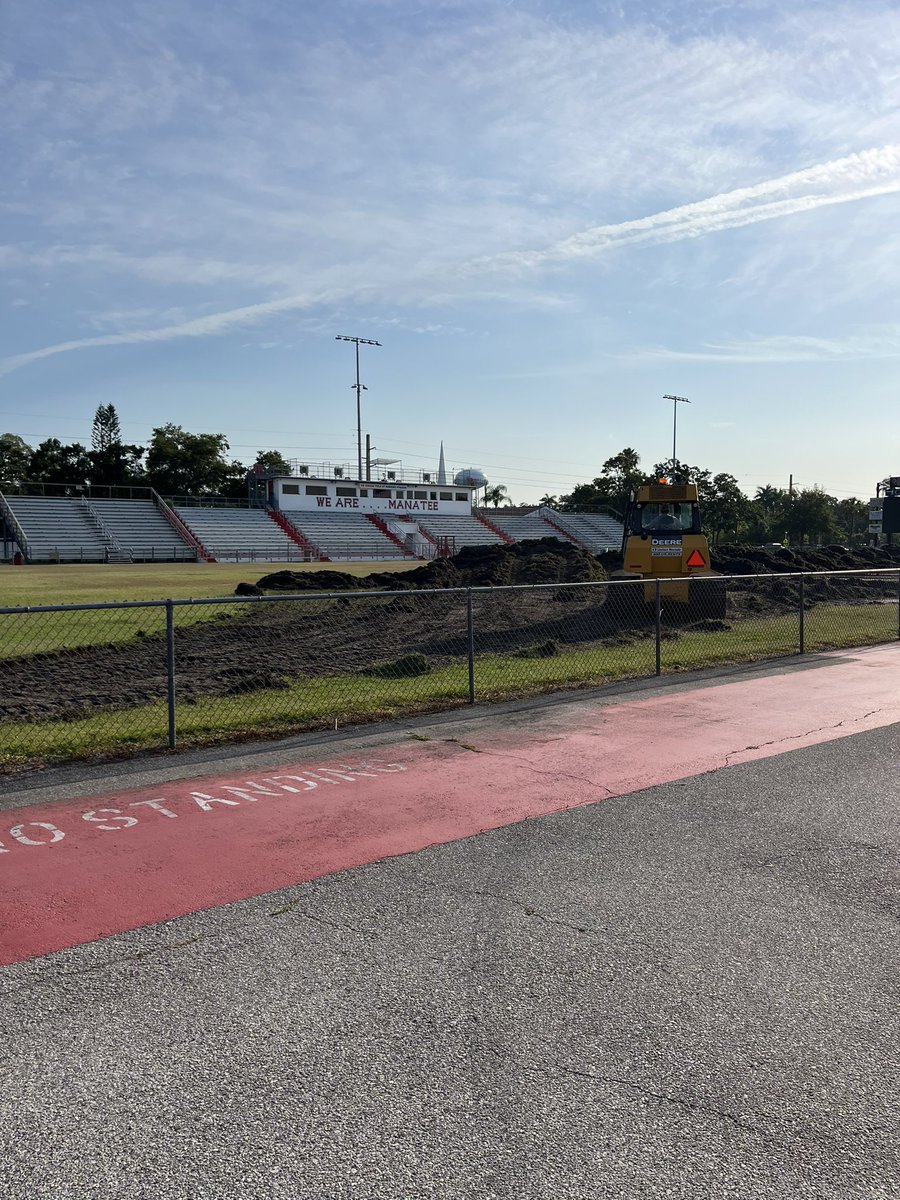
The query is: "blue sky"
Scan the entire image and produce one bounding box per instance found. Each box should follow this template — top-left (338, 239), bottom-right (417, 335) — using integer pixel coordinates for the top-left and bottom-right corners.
top-left (2, 0), bottom-right (899, 502)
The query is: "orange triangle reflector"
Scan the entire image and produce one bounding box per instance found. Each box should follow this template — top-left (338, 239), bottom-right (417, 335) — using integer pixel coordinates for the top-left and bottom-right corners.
top-left (686, 549), bottom-right (706, 568)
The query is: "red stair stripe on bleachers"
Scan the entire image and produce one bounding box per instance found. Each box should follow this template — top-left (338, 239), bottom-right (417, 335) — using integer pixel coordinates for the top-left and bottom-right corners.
top-left (267, 510), bottom-right (328, 560)
top-left (364, 513), bottom-right (418, 557)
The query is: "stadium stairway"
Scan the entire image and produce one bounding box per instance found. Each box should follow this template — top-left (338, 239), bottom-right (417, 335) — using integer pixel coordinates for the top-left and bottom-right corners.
top-left (268, 509), bottom-right (326, 560)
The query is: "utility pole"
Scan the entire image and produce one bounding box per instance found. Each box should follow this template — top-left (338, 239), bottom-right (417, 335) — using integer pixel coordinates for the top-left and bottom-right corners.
top-left (335, 335), bottom-right (382, 483)
top-left (662, 394), bottom-right (690, 478)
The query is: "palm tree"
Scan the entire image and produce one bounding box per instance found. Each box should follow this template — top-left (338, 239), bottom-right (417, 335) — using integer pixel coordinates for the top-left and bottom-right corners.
top-left (483, 484), bottom-right (511, 508)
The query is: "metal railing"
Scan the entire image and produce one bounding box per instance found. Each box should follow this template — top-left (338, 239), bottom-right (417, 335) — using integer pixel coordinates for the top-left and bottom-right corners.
top-left (0, 481), bottom-right (156, 500)
top-left (1, 568), bottom-right (898, 770)
top-left (0, 491), bottom-right (30, 559)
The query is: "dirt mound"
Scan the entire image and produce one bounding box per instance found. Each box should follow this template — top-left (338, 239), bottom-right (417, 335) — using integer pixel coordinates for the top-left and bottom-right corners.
top-left (255, 568), bottom-right (364, 592)
top-left (249, 538), bottom-right (606, 595)
top-left (712, 543), bottom-right (900, 574)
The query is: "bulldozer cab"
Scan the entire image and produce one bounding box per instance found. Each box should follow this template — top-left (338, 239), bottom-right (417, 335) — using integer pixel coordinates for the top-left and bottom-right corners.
top-left (622, 482), bottom-right (702, 545)
top-left (611, 479), bottom-right (725, 617)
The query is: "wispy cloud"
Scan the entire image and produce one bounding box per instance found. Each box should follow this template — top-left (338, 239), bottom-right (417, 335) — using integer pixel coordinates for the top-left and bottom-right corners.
top-left (635, 327), bottom-right (900, 364)
top-left (3, 144), bottom-right (899, 376)
top-left (3, 0), bottom-right (900, 383)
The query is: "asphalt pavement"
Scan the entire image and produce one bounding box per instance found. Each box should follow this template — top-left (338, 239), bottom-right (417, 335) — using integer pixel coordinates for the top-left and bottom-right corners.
top-left (2, 705), bottom-right (899, 1198)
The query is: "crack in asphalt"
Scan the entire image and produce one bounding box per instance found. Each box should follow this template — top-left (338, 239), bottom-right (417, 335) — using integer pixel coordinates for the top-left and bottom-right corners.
top-left (476, 748), bottom-right (614, 795)
top-left (0, 934), bottom-right (205, 999)
top-left (472, 887), bottom-right (662, 957)
top-left (0, 902), bottom-right (369, 999)
top-left (267, 901), bottom-right (365, 936)
top-left (549, 1062), bottom-right (786, 1145)
top-left (748, 840), bottom-right (900, 872)
top-left (722, 708), bottom-right (884, 768)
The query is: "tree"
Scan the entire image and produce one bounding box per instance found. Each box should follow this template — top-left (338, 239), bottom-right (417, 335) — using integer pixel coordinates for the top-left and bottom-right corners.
top-left (832, 498), bottom-right (867, 545)
top-left (0, 433), bottom-right (33, 485)
top-left (89, 442), bottom-right (146, 487)
top-left (784, 488), bottom-right (838, 545)
top-left (28, 439), bottom-right (93, 488)
top-left (538, 494), bottom-right (559, 508)
top-left (558, 447), bottom-right (644, 515)
top-left (703, 473), bottom-right (751, 544)
top-left (483, 484), bottom-right (512, 508)
top-left (146, 424), bottom-right (244, 496)
top-left (91, 404), bottom-right (122, 452)
top-left (251, 450), bottom-right (292, 476)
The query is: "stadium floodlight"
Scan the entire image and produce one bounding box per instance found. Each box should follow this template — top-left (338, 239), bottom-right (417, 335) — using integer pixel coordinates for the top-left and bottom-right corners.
top-left (663, 394), bottom-right (690, 478)
top-left (336, 335), bottom-right (382, 482)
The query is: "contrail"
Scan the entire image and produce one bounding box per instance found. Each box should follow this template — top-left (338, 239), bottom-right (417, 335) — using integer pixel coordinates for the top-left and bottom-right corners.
top-left (0, 293), bottom-right (326, 377)
top-left (2, 144), bottom-right (899, 376)
top-left (470, 144), bottom-right (900, 270)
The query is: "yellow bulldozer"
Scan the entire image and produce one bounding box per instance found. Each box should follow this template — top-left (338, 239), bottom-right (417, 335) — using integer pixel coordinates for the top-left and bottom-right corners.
top-left (607, 478), bottom-right (727, 619)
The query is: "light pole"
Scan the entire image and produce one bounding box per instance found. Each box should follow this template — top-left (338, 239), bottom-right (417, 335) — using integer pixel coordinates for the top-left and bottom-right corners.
top-left (663, 394), bottom-right (690, 478)
top-left (335, 335), bottom-right (382, 482)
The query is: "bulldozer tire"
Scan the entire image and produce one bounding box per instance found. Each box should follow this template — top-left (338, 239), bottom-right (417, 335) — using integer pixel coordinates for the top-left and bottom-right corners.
top-left (604, 579), bottom-right (650, 624)
top-left (687, 578), bottom-right (727, 621)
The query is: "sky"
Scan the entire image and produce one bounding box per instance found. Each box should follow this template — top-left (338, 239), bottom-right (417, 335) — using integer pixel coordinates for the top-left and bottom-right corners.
top-left (2, 0), bottom-right (899, 503)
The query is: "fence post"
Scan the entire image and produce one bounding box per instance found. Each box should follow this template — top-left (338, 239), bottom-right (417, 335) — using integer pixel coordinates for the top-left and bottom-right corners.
top-left (165, 599), bottom-right (177, 750)
top-left (897, 570), bottom-right (900, 641)
top-left (466, 589), bottom-right (476, 704)
top-left (654, 579), bottom-right (662, 676)
top-left (799, 575), bottom-right (805, 655)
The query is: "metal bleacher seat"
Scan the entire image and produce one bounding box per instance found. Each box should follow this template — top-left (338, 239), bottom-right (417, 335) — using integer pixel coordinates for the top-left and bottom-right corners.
top-left (284, 511), bottom-right (407, 560)
top-left (486, 509), bottom-right (573, 545)
top-left (548, 511), bottom-right (624, 552)
top-left (416, 514), bottom-right (506, 550)
top-left (89, 499), bottom-right (195, 561)
top-left (174, 507), bottom-right (302, 562)
top-left (4, 496), bottom-right (108, 562)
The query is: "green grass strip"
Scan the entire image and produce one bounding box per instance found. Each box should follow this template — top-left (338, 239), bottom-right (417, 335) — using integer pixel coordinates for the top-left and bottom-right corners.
top-left (2, 603), bottom-right (896, 771)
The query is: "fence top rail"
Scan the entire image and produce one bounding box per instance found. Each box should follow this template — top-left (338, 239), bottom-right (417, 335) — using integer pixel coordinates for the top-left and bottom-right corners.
top-left (0, 566), bottom-right (898, 616)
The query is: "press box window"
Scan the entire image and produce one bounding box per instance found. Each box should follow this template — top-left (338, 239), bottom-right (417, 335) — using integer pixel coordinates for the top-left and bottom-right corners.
top-left (281, 484), bottom-right (300, 495)
top-left (455, 492), bottom-right (467, 501)
top-left (305, 485), bottom-right (327, 496)
top-left (440, 492), bottom-right (452, 501)
top-left (414, 491), bottom-right (427, 500)
top-left (336, 487), bottom-right (357, 497)
top-left (373, 488), bottom-right (390, 499)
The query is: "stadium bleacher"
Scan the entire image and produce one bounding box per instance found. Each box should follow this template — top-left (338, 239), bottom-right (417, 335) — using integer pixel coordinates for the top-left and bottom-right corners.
top-left (4, 496), bottom-right (111, 562)
top-left (416, 513), bottom-right (507, 551)
top-left (486, 509), bottom-right (571, 544)
top-left (284, 511), bottom-right (409, 560)
top-left (547, 511), bottom-right (624, 552)
top-left (90, 499), bottom-right (195, 561)
top-left (174, 507), bottom-right (304, 562)
top-left (0, 491), bottom-right (624, 564)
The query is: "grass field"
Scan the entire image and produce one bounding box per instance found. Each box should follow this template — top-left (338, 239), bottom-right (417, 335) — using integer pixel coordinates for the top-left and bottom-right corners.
top-left (0, 561), bottom-right (421, 657)
top-left (1, 601), bottom-right (896, 770)
top-left (0, 560), bottom-right (419, 607)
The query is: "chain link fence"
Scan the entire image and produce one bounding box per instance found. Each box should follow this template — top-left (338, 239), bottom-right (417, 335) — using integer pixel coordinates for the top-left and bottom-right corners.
top-left (2, 569), bottom-right (898, 770)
